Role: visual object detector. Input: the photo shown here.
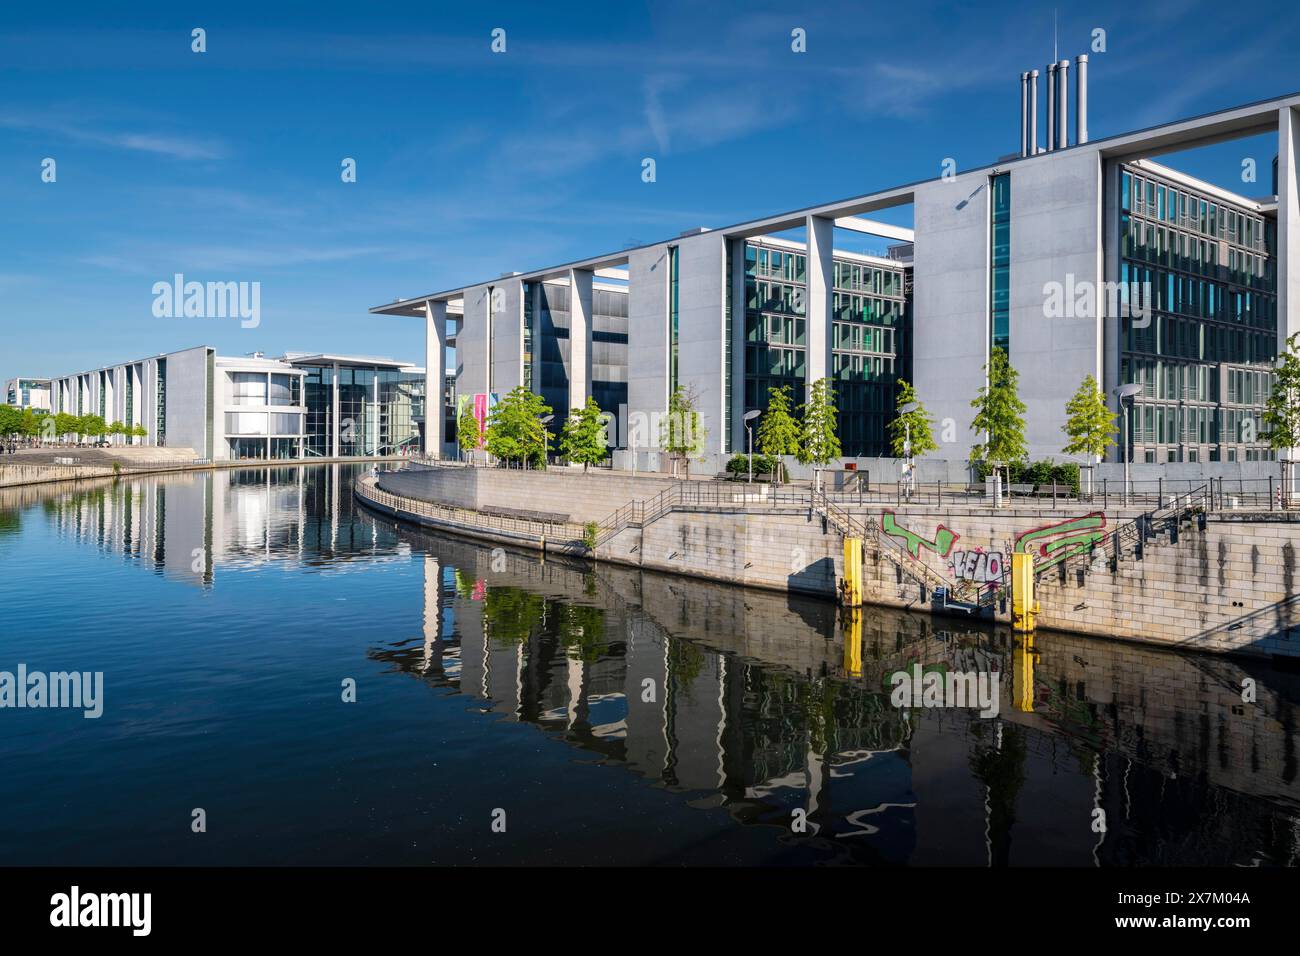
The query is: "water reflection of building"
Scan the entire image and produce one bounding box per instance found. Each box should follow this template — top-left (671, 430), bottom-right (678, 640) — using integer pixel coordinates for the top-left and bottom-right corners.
top-left (374, 531), bottom-right (1300, 867)
top-left (24, 464), bottom-right (411, 587)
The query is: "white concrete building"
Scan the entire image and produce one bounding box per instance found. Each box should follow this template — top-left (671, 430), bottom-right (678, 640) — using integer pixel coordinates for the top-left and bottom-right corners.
top-left (5, 378), bottom-right (52, 412)
top-left (374, 70), bottom-right (1297, 470)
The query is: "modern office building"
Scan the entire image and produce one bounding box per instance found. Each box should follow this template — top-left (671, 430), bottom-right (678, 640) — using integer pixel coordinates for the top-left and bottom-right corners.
top-left (374, 64), bottom-right (1300, 468)
top-left (48, 346), bottom-right (451, 460)
top-left (4, 377), bottom-right (52, 412)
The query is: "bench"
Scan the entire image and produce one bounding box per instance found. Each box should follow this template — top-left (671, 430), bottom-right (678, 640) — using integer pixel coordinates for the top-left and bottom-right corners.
top-left (479, 504), bottom-right (572, 525)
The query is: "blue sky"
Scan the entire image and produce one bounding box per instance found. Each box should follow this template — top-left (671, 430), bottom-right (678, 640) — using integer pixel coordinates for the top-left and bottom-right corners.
top-left (3, 0), bottom-right (1299, 384)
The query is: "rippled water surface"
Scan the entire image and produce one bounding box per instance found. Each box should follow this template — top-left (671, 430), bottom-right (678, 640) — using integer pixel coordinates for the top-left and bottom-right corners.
top-left (1, 464), bottom-right (1297, 866)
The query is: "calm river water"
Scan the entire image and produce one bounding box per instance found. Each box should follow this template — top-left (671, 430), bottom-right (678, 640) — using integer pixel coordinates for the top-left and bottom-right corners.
top-left (1, 463), bottom-right (1297, 866)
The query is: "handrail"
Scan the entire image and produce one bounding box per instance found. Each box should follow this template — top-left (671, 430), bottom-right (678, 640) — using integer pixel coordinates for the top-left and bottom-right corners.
top-left (356, 475), bottom-right (586, 541)
top-left (1052, 482), bottom-right (1211, 579)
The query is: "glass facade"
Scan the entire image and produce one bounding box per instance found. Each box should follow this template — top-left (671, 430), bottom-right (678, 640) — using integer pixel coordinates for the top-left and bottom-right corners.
top-left (156, 359), bottom-right (166, 446)
top-left (295, 362), bottom-right (423, 458)
top-left (536, 281), bottom-right (628, 445)
top-left (989, 172), bottom-right (1011, 353)
top-left (668, 246), bottom-right (680, 395)
top-left (743, 240), bottom-right (911, 458)
top-left (1118, 164), bottom-right (1277, 463)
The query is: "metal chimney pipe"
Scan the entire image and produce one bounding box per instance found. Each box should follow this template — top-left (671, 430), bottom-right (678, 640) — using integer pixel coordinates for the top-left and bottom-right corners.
top-left (1046, 63), bottom-right (1057, 151)
top-left (1057, 59), bottom-right (1070, 149)
top-left (1075, 54), bottom-right (1089, 144)
top-left (1020, 72), bottom-right (1029, 157)
top-left (1029, 69), bottom-right (1039, 154)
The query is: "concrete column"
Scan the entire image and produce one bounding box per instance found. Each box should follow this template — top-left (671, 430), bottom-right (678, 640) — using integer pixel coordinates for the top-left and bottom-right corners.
top-left (1279, 106), bottom-right (1300, 349)
top-left (424, 299), bottom-right (447, 457)
top-left (568, 267), bottom-right (593, 414)
top-left (331, 362), bottom-right (340, 458)
top-left (805, 214), bottom-right (834, 392)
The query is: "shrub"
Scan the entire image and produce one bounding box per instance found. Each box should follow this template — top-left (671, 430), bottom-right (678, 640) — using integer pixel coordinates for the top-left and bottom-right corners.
top-left (581, 521), bottom-right (599, 551)
top-left (725, 453), bottom-right (777, 479)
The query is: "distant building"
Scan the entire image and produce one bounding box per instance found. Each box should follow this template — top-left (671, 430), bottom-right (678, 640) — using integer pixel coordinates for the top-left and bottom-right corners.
top-left (47, 346), bottom-right (454, 460)
top-left (5, 377), bottom-right (51, 412)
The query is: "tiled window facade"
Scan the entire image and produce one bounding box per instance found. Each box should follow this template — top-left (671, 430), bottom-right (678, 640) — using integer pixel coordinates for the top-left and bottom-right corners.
top-left (1119, 164), bottom-right (1277, 463)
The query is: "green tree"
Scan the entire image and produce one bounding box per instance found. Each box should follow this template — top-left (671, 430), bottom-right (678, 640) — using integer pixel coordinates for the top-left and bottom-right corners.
top-left (130, 423), bottom-right (148, 441)
top-left (797, 377), bottom-right (841, 468)
top-left (109, 421), bottom-right (125, 442)
top-left (457, 401), bottom-right (482, 459)
top-left (21, 408), bottom-right (43, 439)
top-left (485, 386), bottom-right (552, 467)
top-left (0, 404), bottom-right (20, 437)
top-left (78, 414), bottom-right (107, 441)
top-left (660, 385), bottom-right (707, 477)
top-left (888, 380), bottom-right (938, 459)
top-left (54, 412), bottom-right (79, 440)
top-left (756, 385), bottom-right (801, 482)
top-left (1264, 332), bottom-right (1300, 451)
top-left (1061, 374), bottom-right (1117, 461)
top-left (970, 347), bottom-right (1028, 467)
top-left (558, 396), bottom-right (609, 472)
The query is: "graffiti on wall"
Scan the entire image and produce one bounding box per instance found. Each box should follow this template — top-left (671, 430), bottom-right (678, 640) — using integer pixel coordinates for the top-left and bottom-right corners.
top-left (882, 511), bottom-right (959, 559)
top-left (1013, 512), bottom-right (1107, 572)
top-left (948, 549), bottom-right (1005, 583)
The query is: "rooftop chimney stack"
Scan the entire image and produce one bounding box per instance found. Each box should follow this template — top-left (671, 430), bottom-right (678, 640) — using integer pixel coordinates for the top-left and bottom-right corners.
top-left (1075, 54), bottom-right (1089, 144)
top-left (1029, 69), bottom-right (1039, 154)
top-left (1019, 72), bottom-right (1030, 157)
top-left (1046, 63), bottom-right (1057, 151)
top-left (1057, 59), bottom-right (1070, 149)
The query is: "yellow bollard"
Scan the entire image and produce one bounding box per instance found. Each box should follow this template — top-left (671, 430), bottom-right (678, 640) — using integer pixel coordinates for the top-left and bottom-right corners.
top-left (841, 537), bottom-right (863, 607)
top-left (843, 607), bottom-right (863, 677)
top-left (1011, 551), bottom-right (1038, 633)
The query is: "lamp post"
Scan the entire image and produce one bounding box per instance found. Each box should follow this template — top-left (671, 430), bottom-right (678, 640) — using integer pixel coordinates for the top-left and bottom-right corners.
top-left (539, 414), bottom-right (554, 470)
top-left (744, 409), bottom-right (762, 484)
top-left (899, 401), bottom-right (919, 501)
top-left (1112, 384), bottom-right (1141, 507)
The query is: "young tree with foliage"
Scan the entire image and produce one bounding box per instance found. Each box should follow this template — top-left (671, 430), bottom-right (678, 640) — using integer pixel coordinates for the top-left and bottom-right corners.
top-left (109, 421), bottom-right (125, 445)
top-left (457, 402), bottom-right (482, 460)
top-left (0, 404), bottom-right (20, 437)
top-left (53, 412), bottom-right (79, 441)
top-left (485, 386), bottom-right (552, 468)
top-left (797, 377), bottom-right (841, 474)
top-left (130, 423), bottom-right (148, 442)
top-left (756, 385), bottom-right (801, 483)
top-left (559, 396), bottom-right (609, 472)
top-left (1265, 332), bottom-right (1300, 452)
top-left (970, 347), bottom-right (1028, 467)
top-left (660, 385), bottom-right (707, 477)
top-left (78, 414), bottom-right (107, 442)
top-left (1265, 332), bottom-right (1300, 503)
top-left (888, 380), bottom-right (938, 459)
top-left (1061, 374), bottom-right (1116, 461)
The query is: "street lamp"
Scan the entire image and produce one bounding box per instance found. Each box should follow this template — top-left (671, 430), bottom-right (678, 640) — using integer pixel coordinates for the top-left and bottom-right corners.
top-left (743, 409), bottom-right (762, 484)
top-left (1112, 384), bottom-right (1142, 506)
top-left (539, 414), bottom-right (554, 469)
top-left (899, 401), bottom-right (919, 501)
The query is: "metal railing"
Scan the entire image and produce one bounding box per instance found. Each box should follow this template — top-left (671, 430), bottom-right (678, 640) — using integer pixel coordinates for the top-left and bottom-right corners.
top-left (1052, 483), bottom-right (1212, 580)
top-left (355, 475), bottom-right (587, 541)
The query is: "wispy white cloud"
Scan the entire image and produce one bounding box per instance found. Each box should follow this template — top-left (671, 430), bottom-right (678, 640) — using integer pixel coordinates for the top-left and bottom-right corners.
top-left (0, 111), bottom-right (225, 160)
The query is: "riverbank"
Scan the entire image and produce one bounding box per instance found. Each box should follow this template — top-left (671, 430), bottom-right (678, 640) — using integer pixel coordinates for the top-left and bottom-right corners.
top-left (0, 452), bottom-right (409, 489)
top-left (358, 466), bottom-right (1300, 660)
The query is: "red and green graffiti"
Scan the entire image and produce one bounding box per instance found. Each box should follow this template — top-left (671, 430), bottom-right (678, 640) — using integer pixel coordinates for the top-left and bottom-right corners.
top-left (1013, 512), bottom-right (1107, 571)
top-left (882, 511), bottom-right (960, 558)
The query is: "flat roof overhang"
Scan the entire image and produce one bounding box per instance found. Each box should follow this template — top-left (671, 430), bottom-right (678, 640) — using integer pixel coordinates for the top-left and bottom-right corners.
top-left (372, 89), bottom-right (1300, 315)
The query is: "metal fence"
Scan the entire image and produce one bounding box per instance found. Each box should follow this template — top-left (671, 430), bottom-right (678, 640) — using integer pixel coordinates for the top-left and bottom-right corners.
top-left (356, 474), bottom-right (586, 540)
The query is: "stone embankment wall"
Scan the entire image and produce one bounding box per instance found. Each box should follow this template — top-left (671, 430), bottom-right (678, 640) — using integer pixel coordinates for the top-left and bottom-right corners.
top-left (370, 467), bottom-right (1300, 659)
